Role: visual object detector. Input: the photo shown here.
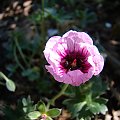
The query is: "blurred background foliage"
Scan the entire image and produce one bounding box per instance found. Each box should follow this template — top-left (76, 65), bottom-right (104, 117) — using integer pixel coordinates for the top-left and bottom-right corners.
top-left (0, 0), bottom-right (120, 120)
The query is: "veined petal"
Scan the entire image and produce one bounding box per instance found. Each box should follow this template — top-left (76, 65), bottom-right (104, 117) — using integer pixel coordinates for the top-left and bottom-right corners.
top-left (45, 65), bottom-right (64, 82)
top-left (47, 42), bottom-right (68, 67)
top-left (87, 45), bottom-right (104, 75)
top-left (45, 36), bottom-right (61, 49)
top-left (63, 30), bottom-right (93, 45)
top-left (62, 30), bottom-right (77, 38)
top-left (44, 30), bottom-right (104, 86)
top-left (66, 70), bottom-right (83, 86)
top-left (43, 36), bottom-right (61, 61)
top-left (93, 55), bottom-right (104, 75)
top-left (65, 37), bottom-right (75, 52)
top-left (77, 32), bottom-right (93, 45)
top-left (48, 51), bottom-right (62, 64)
top-left (63, 67), bottom-right (94, 86)
top-left (53, 41), bottom-right (67, 58)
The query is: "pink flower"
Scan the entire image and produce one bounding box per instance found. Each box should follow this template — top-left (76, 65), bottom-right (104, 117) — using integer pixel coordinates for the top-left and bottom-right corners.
top-left (41, 114), bottom-right (47, 120)
top-left (43, 30), bottom-right (104, 86)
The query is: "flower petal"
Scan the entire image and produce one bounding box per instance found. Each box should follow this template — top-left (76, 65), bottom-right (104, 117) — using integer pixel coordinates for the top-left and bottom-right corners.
top-left (43, 36), bottom-right (61, 62)
top-left (63, 67), bottom-right (94, 86)
top-left (93, 55), bottom-right (104, 75)
top-left (63, 30), bottom-right (93, 45)
top-left (77, 32), bottom-right (93, 45)
top-left (46, 42), bottom-right (67, 68)
top-left (66, 70), bottom-right (83, 86)
top-left (53, 41), bottom-right (67, 58)
top-left (87, 45), bottom-right (104, 75)
top-left (45, 65), bottom-right (63, 82)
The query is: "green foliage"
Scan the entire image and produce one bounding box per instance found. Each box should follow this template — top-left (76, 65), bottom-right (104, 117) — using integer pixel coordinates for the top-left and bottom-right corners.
top-left (3, 26), bottom-right (52, 94)
top-left (27, 100), bottom-right (61, 120)
top-left (3, 96), bottom-right (61, 120)
top-left (3, 100), bottom-right (26, 120)
top-left (22, 96), bottom-right (35, 113)
top-left (3, 96), bottom-right (38, 120)
top-left (46, 108), bottom-right (61, 118)
top-left (75, 9), bottom-right (97, 28)
top-left (0, 72), bottom-right (16, 92)
top-left (63, 76), bottom-right (108, 119)
top-left (46, 116), bottom-right (53, 120)
top-left (37, 101), bottom-right (46, 113)
top-left (5, 79), bottom-right (16, 92)
top-left (28, 111), bottom-right (41, 120)
top-left (22, 67), bottom-right (40, 81)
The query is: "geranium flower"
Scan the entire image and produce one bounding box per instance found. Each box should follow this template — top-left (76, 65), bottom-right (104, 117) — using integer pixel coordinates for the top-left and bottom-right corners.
top-left (43, 30), bottom-right (104, 86)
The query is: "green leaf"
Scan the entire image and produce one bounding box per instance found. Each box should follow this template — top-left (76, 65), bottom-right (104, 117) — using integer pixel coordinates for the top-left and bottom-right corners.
top-left (46, 116), bottom-right (53, 120)
top-left (22, 96), bottom-right (35, 113)
top-left (47, 108), bottom-right (61, 118)
top-left (6, 79), bottom-right (16, 92)
top-left (66, 101), bottom-right (87, 118)
top-left (88, 102), bottom-right (101, 114)
top-left (73, 102), bottom-right (87, 113)
top-left (99, 104), bottom-right (108, 114)
top-left (0, 72), bottom-right (16, 92)
top-left (22, 98), bottom-right (28, 106)
top-left (22, 68), bottom-right (40, 81)
top-left (78, 105), bottom-right (93, 119)
top-left (80, 118), bottom-right (84, 120)
top-left (94, 98), bottom-right (108, 104)
top-left (91, 76), bottom-right (107, 97)
top-left (88, 102), bottom-right (108, 115)
top-left (28, 111), bottom-right (41, 120)
top-left (37, 101), bottom-right (46, 113)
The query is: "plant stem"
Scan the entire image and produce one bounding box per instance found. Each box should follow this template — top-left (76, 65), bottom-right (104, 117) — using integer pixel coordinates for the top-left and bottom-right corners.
top-left (0, 72), bottom-right (9, 82)
top-left (14, 37), bottom-right (29, 67)
top-left (47, 84), bottom-right (69, 109)
top-left (14, 46), bottom-right (25, 70)
top-left (41, 0), bottom-right (45, 43)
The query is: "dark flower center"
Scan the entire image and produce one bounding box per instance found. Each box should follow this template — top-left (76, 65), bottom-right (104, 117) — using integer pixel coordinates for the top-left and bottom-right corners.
top-left (60, 50), bottom-right (91, 73)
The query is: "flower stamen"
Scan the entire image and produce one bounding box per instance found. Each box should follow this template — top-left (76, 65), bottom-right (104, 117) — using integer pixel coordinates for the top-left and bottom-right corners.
top-left (71, 59), bottom-right (77, 68)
